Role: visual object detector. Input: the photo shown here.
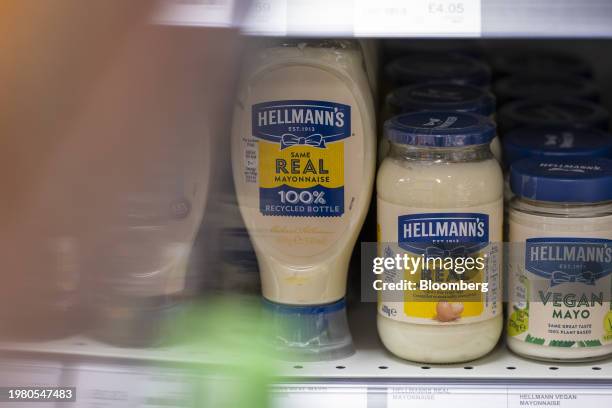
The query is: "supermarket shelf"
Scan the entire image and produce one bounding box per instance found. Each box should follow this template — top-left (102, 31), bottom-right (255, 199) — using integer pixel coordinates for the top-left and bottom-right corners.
top-left (1, 303), bottom-right (611, 382)
top-left (280, 302), bottom-right (612, 381)
top-left (156, 0), bottom-right (612, 38)
top-left (0, 335), bottom-right (219, 366)
top-left (1, 304), bottom-right (611, 406)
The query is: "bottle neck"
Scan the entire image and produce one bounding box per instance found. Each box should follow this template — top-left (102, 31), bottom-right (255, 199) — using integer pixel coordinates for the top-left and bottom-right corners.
top-left (388, 142), bottom-right (492, 163)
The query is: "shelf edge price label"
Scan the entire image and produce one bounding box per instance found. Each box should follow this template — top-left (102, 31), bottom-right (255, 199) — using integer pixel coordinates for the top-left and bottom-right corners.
top-left (271, 384), bottom-right (368, 408)
top-left (153, 0), bottom-right (236, 27)
top-left (242, 0), bottom-right (287, 35)
top-left (508, 386), bottom-right (612, 407)
top-left (354, 0), bottom-right (481, 37)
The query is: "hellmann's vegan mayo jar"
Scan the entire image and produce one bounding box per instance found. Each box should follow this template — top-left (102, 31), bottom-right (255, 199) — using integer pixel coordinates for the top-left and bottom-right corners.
top-left (232, 40), bottom-right (375, 360)
top-left (377, 111), bottom-right (503, 363)
top-left (507, 157), bottom-right (612, 362)
top-left (379, 83), bottom-right (501, 163)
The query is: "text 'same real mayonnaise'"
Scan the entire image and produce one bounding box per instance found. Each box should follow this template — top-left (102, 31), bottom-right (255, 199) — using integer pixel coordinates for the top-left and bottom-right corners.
top-left (232, 40), bottom-right (375, 360)
top-left (507, 158), bottom-right (612, 362)
top-left (377, 111), bottom-right (503, 363)
top-left (379, 83), bottom-right (502, 163)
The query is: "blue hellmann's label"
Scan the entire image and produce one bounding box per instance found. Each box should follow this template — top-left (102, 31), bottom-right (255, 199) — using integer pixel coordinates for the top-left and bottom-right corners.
top-left (525, 238), bottom-right (612, 286)
top-left (253, 100), bottom-right (351, 217)
top-left (397, 213), bottom-right (489, 255)
top-left (252, 100), bottom-right (351, 147)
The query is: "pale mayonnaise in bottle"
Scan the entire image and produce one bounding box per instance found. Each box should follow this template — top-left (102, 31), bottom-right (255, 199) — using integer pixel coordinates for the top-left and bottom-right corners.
top-left (377, 111), bottom-right (503, 363)
top-left (507, 157), bottom-right (612, 361)
top-left (232, 40), bottom-right (375, 360)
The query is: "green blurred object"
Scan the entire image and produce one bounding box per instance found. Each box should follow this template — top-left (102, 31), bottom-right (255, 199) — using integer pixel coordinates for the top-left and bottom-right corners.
top-left (168, 295), bottom-right (278, 408)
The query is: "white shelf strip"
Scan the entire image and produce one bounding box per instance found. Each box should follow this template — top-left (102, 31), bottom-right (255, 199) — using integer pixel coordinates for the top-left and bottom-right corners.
top-left (0, 304), bottom-right (610, 381)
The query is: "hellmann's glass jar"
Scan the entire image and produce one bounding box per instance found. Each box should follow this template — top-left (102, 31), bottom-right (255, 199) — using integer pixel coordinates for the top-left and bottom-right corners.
top-left (507, 157), bottom-right (612, 361)
top-left (377, 111), bottom-right (503, 363)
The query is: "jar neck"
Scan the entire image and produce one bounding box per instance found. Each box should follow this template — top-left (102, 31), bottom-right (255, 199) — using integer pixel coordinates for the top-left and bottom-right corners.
top-left (511, 196), bottom-right (612, 218)
top-left (389, 142), bottom-right (492, 163)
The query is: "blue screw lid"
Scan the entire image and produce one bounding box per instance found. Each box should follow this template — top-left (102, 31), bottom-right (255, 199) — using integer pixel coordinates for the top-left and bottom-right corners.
top-left (385, 53), bottom-right (492, 87)
top-left (510, 157), bottom-right (612, 203)
top-left (262, 298), bottom-right (354, 361)
top-left (387, 83), bottom-right (496, 116)
top-left (385, 111), bottom-right (496, 147)
top-left (504, 127), bottom-right (612, 168)
top-left (499, 99), bottom-right (610, 132)
top-left (493, 75), bottom-right (599, 103)
top-left (492, 52), bottom-right (592, 78)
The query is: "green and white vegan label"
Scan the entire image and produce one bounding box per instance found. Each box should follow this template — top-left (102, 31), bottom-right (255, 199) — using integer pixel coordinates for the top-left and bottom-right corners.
top-left (509, 238), bottom-right (612, 348)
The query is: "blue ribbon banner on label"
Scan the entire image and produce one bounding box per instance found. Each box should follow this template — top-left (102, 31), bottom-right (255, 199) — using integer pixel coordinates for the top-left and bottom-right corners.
top-left (280, 133), bottom-right (326, 150)
top-left (397, 213), bottom-right (489, 254)
top-left (525, 238), bottom-right (612, 286)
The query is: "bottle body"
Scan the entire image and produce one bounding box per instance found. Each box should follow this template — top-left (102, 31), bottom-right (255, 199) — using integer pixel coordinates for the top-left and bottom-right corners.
top-left (507, 198), bottom-right (612, 361)
top-left (377, 139), bottom-right (503, 363)
top-left (232, 40), bottom-right (375, 360)
top-left (232, 41), bottom-right (376, 305)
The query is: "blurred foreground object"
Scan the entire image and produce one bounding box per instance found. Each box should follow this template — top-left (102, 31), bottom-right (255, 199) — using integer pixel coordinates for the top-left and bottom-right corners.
top-left (171, 296), bottom-right (276, 408)
top-left (0, 0), bottom-right (244, 346)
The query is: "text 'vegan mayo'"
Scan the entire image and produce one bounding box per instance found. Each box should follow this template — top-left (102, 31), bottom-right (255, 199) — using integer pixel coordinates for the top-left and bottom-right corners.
top-left (377, 111), bottom-right (503, 363)
top-left (232, 40), bottom-right (375, 359)
top-left (507, 158), bottom-right (612, 361)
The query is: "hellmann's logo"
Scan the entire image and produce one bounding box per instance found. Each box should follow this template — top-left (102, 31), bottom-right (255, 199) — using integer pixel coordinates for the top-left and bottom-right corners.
top-left (252, 100), bottom-right (351, 150)
top-left (525, 238), bottom-right (612, 286)
top-left (397, 213), bottom-right (489, 255)
top-left (256, 105), bottom-right (345, 127)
